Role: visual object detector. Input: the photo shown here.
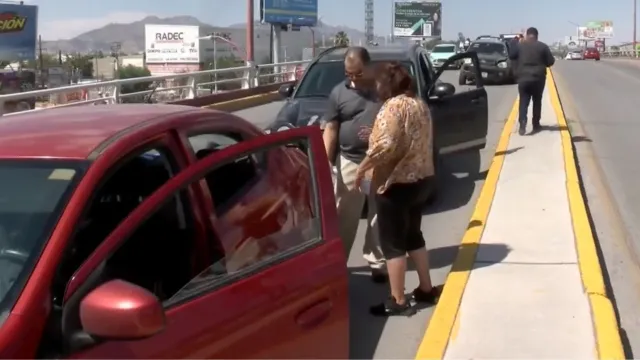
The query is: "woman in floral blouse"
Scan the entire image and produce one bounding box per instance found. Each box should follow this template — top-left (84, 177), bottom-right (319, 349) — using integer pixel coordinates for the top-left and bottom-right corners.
top-left (355, 62), bottom-right (440, 316)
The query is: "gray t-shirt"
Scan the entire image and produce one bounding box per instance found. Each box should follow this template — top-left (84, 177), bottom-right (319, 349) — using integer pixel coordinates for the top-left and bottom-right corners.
top-left (324, 81), bottom-right (381, 164)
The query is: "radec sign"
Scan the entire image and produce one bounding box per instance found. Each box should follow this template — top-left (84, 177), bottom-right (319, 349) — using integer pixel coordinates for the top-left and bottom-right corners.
top-left (155, 32), bottom-right (184, 42)
top-left (145, 24), bottom-right (200, 64)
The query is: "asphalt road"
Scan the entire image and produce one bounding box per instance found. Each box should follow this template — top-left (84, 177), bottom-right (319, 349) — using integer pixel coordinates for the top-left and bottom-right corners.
top-left (233, 70), bottom-right (518, 359)
top-left (552, 59), bottom-right (640, 358)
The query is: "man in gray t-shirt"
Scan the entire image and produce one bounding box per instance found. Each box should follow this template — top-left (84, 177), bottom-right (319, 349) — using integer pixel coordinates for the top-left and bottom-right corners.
top-left (323, 47), bottom-right (386, 282)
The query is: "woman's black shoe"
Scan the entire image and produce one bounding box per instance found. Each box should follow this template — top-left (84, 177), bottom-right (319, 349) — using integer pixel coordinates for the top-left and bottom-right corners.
top-left (412, 286), bottom-right (441, 304)
top-left (369, 298), bottom-right (413, 317)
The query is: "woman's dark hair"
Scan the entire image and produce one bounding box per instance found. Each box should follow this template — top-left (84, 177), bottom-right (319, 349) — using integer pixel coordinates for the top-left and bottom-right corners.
top-left (371, 61), bottom-right (416, 101)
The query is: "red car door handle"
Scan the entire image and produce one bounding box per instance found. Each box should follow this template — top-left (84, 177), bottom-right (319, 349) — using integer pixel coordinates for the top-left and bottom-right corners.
top-left (295, 299), bottom-right (332, 329)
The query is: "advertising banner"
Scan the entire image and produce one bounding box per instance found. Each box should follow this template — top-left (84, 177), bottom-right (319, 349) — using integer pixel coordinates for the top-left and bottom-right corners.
top-left (0, 3), bottom-right (37, 61)
top-left (577, 26), bottom-right (597, 41)
top-left (586, 20), bottom-right (613, 39)
top-left (145, 24), bottom-right (200, 64)
top-left (393, 1), bottom-right (442, 38)
top-left (260, 0), bottom-right (318, 27)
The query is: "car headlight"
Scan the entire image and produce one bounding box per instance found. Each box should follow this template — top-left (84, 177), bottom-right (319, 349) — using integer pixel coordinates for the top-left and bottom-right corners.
top-left (306, 115), bottom-right (327, 129)
top-left (277, 124), bottom-right (294, 132)
top-left (464, 58), bottom-right (472, 64)
top-left (497, 61), bottom-right (508, 68)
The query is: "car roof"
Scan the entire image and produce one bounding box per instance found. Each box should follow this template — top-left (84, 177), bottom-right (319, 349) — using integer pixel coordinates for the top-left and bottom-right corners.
top-left (318, 46), bottom-right (416, 62)
top-left (472, 38), bottom-right (505, 44)
top-left (0, 104), bottom-right (205, 160)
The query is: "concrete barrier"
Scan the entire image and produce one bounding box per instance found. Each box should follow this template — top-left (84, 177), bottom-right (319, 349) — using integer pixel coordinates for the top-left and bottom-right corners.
top-left (170, 82), bottom-right (292, 111)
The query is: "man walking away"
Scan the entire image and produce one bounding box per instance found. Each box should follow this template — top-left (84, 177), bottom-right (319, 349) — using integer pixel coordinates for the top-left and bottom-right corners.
top-left (323, 46), bottom-right (387, 282)
top-left (509, 27), bottom-right (555, 135)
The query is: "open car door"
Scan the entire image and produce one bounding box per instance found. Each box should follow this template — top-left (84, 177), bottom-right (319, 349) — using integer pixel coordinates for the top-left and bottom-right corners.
top-left (65, 127), bottom-right (348, 359)
top-left (426, 51), bottom-right (488, 155)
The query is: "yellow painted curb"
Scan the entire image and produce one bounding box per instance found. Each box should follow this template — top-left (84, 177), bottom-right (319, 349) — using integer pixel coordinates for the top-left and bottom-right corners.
top-left (414, 98), bottom-right (518, 360)
top-left (203, 91), bottom-right (280, 112)
top-left (547, 68), bottom-right (625, 360)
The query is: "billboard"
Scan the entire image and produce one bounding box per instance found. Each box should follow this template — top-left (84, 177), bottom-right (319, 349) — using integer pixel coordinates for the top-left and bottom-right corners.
top-left (577, 26), bottom-right (597, 41)
top-left (0, 4), bottom-right (37, 61)
top-left (260, 0), bottom-right (318, 27)
top-left (393, 1), bottom-right (442, 38)
top-left (586, 20), bottom-right (613, 39)
top-left (145, 24), bottom-right (200, 64)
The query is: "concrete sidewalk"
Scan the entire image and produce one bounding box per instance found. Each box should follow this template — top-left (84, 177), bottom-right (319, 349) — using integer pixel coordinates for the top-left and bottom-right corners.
top-left (442, 86), bottom-right (596, 358)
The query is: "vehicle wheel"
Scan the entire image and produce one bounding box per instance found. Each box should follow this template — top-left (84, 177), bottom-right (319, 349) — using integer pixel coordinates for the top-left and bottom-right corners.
top-left (596, 58), bottom-right (600, 61)
top-left (458, 73), bottom-right (466, 85)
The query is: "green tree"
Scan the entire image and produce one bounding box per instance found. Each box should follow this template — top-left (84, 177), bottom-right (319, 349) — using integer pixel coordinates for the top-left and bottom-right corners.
top-left (203, 55), bottom-right (244, 91)
top-left (333, 31), bottom-right (350, 46)
top-left (117, 65), bottom-right (152, 103)
top-left (66, 52), bottom-right (93, 77)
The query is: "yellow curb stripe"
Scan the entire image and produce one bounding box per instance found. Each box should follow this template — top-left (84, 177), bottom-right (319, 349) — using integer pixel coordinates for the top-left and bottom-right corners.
top-left (547, 68), bottom-right (625, 360)
top-left (414, 97), bottom-right (518, 360)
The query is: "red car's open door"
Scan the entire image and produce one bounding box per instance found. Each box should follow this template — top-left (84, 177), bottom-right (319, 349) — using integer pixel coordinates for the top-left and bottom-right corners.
top-left (66, 126), bottom-right (348, 359)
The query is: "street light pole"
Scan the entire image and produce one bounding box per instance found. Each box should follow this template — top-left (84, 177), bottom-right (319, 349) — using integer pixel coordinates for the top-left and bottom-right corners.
top-left (246, 0), bottom-right (254, 64)
top-left (634, 0), bottom-right (637, 57)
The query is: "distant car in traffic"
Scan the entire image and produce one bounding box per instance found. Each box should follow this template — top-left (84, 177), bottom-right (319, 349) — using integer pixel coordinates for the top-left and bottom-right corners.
top-left (583, 47), bottom-right (601, 61)
top-left (430, 43), bottom-right (462, 70)
top-left (459, 37), bottom-right (515, 85)
top-left (566, 50), bottom-right (584, 60)
top-left (0, 104), bottom-right (348, 358)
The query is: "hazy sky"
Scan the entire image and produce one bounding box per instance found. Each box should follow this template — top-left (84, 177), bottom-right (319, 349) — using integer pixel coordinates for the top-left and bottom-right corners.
top-left (27, 0), bottom-right (633, 43)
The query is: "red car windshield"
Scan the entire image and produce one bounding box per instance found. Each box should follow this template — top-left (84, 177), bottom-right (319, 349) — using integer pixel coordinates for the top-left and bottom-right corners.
top-left (0, 160), bottom-right (84, 320)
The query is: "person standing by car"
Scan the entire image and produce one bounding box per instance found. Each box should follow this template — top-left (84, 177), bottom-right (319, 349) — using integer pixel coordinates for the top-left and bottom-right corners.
top-left (354, 62), bottom-right (440, 316)
top-left (509, 27), bottom-right (555, 135)
top-left (322, 46), bottom-right (387, 282)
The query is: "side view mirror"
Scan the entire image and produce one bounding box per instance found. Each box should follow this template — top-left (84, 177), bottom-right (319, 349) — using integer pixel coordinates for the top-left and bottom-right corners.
top-left (80, 280), bottom-right (165, 340)
top-left (278, 84), bottom-right (294, 98)
top-left (432, 82), bottom-right (455, 98)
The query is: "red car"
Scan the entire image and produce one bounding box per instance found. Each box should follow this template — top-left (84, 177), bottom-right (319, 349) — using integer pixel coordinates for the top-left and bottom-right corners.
top-left (583, 47), bottom-right (600, 61)
top-left (0, 104), bottom-right (348, 358)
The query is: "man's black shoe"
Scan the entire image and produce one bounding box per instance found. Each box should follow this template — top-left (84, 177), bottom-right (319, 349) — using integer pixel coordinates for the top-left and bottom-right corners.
top-left (518, 125), bottom-right (526, 136)
top-left (531, 124), bottom-right (542, 134)
top-left (371, 269), bottom-right (388, 284)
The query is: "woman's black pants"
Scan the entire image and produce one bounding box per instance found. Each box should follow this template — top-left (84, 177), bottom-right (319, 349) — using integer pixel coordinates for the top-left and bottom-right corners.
top-left (374, 177), bottom-right (434, 260)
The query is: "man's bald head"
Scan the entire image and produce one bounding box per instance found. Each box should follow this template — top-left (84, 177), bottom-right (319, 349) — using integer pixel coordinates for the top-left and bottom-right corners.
top-left (344, 47), bottom-right (371, 87)
top-left (345, 46), bottom-right (371, 66)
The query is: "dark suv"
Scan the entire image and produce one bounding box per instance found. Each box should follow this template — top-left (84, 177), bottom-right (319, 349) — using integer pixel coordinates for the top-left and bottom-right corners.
top-left (269, 45), bottom-right (489, 161)
top-left (459, 38), bottom-right (515, 85)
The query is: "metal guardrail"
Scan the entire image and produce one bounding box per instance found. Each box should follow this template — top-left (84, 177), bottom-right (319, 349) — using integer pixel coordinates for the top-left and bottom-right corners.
top-left (602, 50), bottom-right (640, 58)
top-left (0, 60), bottom-right (311, 116)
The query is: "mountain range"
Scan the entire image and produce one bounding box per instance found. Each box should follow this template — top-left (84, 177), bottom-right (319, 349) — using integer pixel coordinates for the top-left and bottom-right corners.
top-left (41, 15), bottom-right (385, 62)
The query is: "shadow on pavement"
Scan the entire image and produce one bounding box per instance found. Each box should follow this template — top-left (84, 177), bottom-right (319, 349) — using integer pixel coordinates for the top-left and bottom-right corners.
top-left (347, 242), bottom-right (509, 359)
top-left (572, 135), bottom-right (592, 143)
top-left (424, 150), bottom-right (484, 215)
top-left (495, 146), bottom-right (523, 156)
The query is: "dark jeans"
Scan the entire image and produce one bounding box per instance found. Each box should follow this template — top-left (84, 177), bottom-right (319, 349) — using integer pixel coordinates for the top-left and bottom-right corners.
top-left (518, 80), bottom-right (546, 127)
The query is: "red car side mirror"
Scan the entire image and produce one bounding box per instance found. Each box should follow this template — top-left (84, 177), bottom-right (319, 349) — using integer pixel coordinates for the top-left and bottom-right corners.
top-left (80, 279), bottom-right (166, 340)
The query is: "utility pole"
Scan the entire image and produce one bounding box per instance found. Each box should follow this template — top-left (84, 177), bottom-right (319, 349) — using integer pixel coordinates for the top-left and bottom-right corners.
top-left (110, 42), bottom-right (121, 79)
top-left (634, 0), bottom-right (637, 57)
top-left (246, 0), bottom-right (254, 64)
top-left (38, 35), bottom-right (44, 87)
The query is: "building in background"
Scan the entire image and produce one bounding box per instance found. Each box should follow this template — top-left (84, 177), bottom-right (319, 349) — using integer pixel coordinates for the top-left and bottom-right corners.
top-left (144, 24), bottom-right (200, 75)
top-left (0, 2), bottom-right (37, 61)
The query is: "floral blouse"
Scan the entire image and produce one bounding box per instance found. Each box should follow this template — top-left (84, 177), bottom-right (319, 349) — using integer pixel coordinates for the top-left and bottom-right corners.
top-left (366, 94), bottom-right (434, 194)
